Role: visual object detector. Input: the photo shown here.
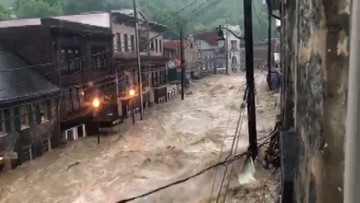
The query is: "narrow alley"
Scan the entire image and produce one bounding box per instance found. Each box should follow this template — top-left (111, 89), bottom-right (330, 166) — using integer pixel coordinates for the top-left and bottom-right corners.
top-left (0, 73), bottom-right (277, 203)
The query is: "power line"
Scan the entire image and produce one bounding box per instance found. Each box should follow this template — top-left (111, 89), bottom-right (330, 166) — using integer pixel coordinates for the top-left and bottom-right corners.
top-left (207, 71), bottom-right (263, 202)
top-left (252, 0), bottom-right (266, 28)
top-left (215, 93), bottom-right (247, 202)
top-left (116, 128), bottom-right (277, 203)
top-left (0, 3), bottom-right (220, 92)
top-left (0, 0), bottom-right (202, 73)
top-left (117, 152), bottom-right (248, 203)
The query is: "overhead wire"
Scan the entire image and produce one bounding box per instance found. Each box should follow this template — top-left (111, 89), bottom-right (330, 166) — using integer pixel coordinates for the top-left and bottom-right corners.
top-left (0, 0), bottom-right (222, 119)
top-left (116, 127), bottom-right (278, 203)
top-left (116, 151), bottom-right (247, 203)
top-left (0, 0), bottom-right (219, 95)
top-left (208, 81), bottom-right (247, 202)
top-left (0, 0), bottom-right (203, 73)
top-left (215, 87), bottom-right (248, 203)
top-left (207, 71), bottom-right (263, 202)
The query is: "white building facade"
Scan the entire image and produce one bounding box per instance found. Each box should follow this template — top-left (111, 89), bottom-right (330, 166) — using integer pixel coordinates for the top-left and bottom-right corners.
top-left (224, 24), bottom-right (242, 74)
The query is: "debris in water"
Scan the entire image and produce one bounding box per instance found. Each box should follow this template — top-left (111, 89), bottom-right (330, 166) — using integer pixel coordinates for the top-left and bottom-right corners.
top-left (66, 161), bottom-right (80, 171)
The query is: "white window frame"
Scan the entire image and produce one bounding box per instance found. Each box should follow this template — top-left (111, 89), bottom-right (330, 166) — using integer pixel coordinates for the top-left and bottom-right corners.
top-left (39, 102), bottom-right (50, 124)
top-left (20, 105), bottom-right (30, 130)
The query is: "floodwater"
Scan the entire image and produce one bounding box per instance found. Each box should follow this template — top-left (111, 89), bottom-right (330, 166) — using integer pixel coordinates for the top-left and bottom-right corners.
top-left (0, 73), bottom-right (278, 203)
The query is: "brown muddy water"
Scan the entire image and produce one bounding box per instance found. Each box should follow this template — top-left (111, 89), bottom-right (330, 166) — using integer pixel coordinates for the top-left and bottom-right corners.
top-left (0, 73), bottom-right (278, 203)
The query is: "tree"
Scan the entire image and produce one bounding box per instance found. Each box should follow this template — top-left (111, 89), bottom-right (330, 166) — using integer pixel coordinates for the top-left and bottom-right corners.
top-left (0, 4), bottom-right (11, 20)
top-left (13, 0), bottom-right (62, 18)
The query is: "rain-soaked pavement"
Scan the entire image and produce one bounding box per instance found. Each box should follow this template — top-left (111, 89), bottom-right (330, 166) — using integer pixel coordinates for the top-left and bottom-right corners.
top-left (0, 73), bottom-right (278, 203)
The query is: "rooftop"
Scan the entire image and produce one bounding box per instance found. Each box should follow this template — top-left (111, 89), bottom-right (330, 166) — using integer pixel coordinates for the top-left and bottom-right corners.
top-left (194, 31), bottom-right (218, 46)
top-left (0, 50), bottom-right (60, 106)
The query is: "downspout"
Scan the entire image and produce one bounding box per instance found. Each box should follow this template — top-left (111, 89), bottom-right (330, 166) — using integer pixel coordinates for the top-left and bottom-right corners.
top-left (52, 40), bottom-right (63, 143)
top-left (344, 1), bottom-right (360, 203)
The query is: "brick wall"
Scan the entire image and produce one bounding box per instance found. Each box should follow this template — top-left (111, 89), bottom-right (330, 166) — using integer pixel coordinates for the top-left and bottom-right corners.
top-left (281, 0), bottom-right (350, 202)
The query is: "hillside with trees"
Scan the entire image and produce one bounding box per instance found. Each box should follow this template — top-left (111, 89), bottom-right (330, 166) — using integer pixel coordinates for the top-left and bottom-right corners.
top-left (0, 0), bottom-right (269, 40)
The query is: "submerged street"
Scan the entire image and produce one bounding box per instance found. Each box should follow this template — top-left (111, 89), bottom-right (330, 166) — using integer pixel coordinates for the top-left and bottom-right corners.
top-left (0, 73), bottom-right (277, 203)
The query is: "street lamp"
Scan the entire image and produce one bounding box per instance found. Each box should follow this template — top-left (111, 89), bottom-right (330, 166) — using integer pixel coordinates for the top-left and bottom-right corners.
top-left (129, 89), bottom-right (135, 97)
top-left (129, 88), bottom-right (136, 124)
top-left (216, 25), bottom-right (226, 48)
top-left (92, 97), bottom-right (101, 144)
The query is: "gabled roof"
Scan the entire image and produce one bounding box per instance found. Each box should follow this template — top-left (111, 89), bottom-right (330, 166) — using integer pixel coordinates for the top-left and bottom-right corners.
top-left (112, 9), bottom-right (148, 22)
top-left (198, 40), bottom-right (214, 50)
top-left (55, 12), bottom-right (110, 28)
top-left (0, 12), bottom-right (111, 28)
top-left (163, 40), bottom-right (180, 50)
top-left (194, 31), bottom-right (218, 46)
top-left (0, 50), bottom-right (60, 105)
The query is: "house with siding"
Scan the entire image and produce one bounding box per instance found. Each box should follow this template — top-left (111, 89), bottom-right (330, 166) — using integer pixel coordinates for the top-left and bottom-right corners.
top-left (163, 37), bottom-right (200, 79)
top-left (0, 50), bottom-right (60, 167)
top-left (194, 31), bottom-right (226, 74)
top-left (0, 17), bottom-right (117, 139)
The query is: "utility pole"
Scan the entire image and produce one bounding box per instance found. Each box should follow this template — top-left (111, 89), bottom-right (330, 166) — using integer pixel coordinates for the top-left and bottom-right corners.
top-left (243, 0), bottom-right (258, 160)
top-left (180, 26), bottom-right (185, 100)
top-left (344, 0), bottom-right (360, 202)
top-left (225, 17), bottom-right (229, 75)
top-left (133, 0), bottom-right (144, 120)
top-left (266, 0), bottom-right (272, 90)
top-left (115, 66), bottom-right (120, 116)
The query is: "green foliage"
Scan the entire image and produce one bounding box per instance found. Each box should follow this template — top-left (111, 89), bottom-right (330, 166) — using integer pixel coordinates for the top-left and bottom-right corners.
top-left (0, 3), bottom-right (11, 20)
top-left (14, 0), bottom-right (62, 18)
top-left (1, 0), bottom-right (270, 40)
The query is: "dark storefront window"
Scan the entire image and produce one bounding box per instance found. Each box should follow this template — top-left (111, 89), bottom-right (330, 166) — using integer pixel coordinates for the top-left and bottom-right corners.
top-left (58, 47), bottom-right (82, 73)
top-left (91, 47), bottom-right (107, 70)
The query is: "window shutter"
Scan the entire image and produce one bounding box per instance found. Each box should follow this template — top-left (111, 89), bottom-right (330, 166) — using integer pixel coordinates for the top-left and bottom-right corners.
top-left (27, 105), bottom-right (33, 126)
top-left (46, 100), bottom-right (52, 119)
top-left (4, 109), bottom-right (11, 133)
top-left (35, 104), bottom-right (41, 124)
top-left (14, 107), bottom-right (21, 131)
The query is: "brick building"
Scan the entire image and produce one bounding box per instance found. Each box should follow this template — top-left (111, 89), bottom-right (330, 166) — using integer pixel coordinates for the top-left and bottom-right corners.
top-left (0, 17), bottom-right (116, 139)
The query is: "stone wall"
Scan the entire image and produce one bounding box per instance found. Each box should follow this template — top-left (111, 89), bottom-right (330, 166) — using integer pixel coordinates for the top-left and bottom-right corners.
top-left (281, 0), bottom-right (350, 202)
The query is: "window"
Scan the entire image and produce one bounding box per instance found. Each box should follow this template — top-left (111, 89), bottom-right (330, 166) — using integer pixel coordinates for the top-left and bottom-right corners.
top-left (78, 88), bottom-right (85, 108)
top-left (140, 36), bottom-right (147, 52)
top-left (124, 34), bottom-right (129, 52)
top-left (155, 39), bottom-right (158, 52)
top-left (231, 40), bottom-right (237, 50)
top-left (159, 39), bottom-right (162, 53)
top-left (151, 39), bottom-right (154, 51)
top-left (91, 47), bottom-right (107, 70)
top-left (131, 35), bottom-right (135, 52)
top-left (116, 33), bottom-right (121, 52)
top-left (39, 102), bottom-right (49, 123)
top-left (20, 106), bottom-right (30, 130)
top-left (58, 47), bottom-right (82, 73)
top-left (72, 89), bottom-right (79, 111)
top-left (66, 88), bottom-right (81, 113)
top-left (231, 56), bottom-right (238, 65)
